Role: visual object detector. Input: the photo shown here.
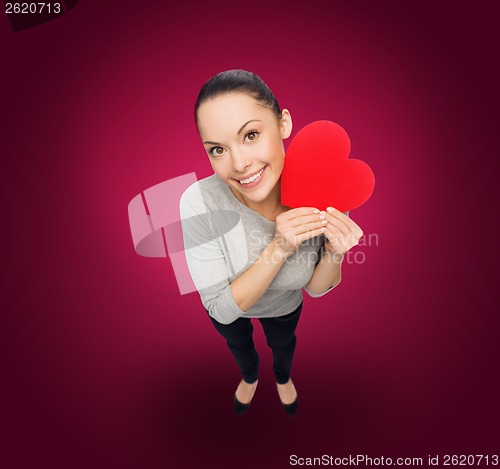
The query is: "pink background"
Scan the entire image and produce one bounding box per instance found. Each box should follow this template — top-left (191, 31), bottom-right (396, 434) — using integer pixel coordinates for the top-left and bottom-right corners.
top-left (1, 1), bottom-right (498, 467)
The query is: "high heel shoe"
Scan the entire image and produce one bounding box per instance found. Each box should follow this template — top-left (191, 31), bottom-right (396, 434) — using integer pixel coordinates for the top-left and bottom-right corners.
top-left (281, 396), bottom-right (298, 416)
top-left (233, 379), bottom-right (258, 415)
top-left (233, 394), bottom-right (251, 415)
top-left (277, 379), bottom-right (299, 416)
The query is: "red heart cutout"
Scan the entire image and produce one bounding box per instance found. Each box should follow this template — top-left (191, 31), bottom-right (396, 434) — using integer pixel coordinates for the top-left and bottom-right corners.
top-left (281, 121), bottom-right (375, 212)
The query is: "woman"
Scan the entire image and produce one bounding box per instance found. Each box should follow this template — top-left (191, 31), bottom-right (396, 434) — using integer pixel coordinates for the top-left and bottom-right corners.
top-left (180, 69), bottom-right (363, 415)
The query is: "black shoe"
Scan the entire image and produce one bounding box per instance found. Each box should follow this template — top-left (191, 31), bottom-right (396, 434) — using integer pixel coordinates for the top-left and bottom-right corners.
top-left (233, 394), bottom-right (251, 415)
top-left (277, 379), bottom-right (298, 416)
top-left (233, 379), bottom-right (258, 415)
top-left (281, 396), bottom-right (298, 416)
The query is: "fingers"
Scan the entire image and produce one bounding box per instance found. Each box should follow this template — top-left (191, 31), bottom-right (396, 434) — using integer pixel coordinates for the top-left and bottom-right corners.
top-left (324, 221), bottom-right (360, 248)
top-left (295, 226), bottom-right (327, 244)
top-left (324, 207), bottom-right (363, 237)
top-left (276, 207), bottom-right (325, 236)
top-left (326, 224), bottom-right (344, 242)
top-left (281, 207), bottom-right (334, 229)
top-left (273, 224), bottom-right (325, 255)
top-left (288, 213), bottom-right (326, 228)
top-left (279, 207), bottom-right (319, 221)
top-left (322, 206), bottom-right (364, 253)
top-left (322, 211), bottom-right (350, 237)
top-left (323, 227), bottom-right (341, 248)
top-left (290, 219), bottom-right (327, 236)
top-left (275, 205), bottom-right (364, 254)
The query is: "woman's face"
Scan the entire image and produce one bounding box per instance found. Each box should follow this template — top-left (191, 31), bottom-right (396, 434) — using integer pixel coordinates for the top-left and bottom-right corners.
top-left (196, 92), bottom-right (292, 207)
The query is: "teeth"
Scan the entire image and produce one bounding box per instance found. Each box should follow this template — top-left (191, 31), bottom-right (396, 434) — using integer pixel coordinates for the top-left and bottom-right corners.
top-left (239, 167), bottom-right (265, 185)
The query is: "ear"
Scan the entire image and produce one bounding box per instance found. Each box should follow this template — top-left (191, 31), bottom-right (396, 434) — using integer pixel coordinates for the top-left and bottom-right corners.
top-left (279, 109), bottom-right (293, 139)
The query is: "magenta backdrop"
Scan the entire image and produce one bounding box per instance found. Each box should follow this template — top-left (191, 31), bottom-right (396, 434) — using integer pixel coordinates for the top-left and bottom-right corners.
top-left (1, 1), bottom-right (498, 468)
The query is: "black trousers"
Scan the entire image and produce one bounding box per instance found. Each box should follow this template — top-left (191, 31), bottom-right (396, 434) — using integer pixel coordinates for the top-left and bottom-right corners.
top-left (207, 302), bottom-right (303, 385)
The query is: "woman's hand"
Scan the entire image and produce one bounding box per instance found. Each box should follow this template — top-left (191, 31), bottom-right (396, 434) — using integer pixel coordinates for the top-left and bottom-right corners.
top-left (230, 206), bottom-right (325, 312)
top-left (321, 206), bottom-right (363, 255)
top-left (272, 207), bottom-right (327, 258)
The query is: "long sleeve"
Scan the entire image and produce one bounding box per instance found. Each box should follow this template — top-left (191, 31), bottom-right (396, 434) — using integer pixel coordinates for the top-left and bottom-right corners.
top-left (179, 183), bottom-right (247, 324)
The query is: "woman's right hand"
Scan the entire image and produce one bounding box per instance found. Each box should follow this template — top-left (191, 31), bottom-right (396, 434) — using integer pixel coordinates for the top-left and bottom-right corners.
top-left (272, 207), bottom-right (327, 258)
top-left (229, 207), bottom-right (326, 313)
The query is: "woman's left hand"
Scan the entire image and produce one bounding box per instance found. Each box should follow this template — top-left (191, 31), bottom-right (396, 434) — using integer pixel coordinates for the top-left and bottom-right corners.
top-left (321, 206), bottom-right (364, 255)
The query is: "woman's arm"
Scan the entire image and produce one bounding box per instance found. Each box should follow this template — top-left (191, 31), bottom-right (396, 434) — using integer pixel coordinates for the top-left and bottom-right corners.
top-left (231, 207), bottom-right (327, 311)
top-left (304, 206), bottom-right (363, 296)
top-left (181, 184), bottom-right (327, 323)
top-left (304, 250), bottom-right (344, 296)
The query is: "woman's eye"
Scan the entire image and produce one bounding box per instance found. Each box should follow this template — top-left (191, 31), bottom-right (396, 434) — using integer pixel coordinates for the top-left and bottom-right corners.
top-left (244, 131), bottom-right (259, 143)
top-left (209, 146), bottom-right (224, 157)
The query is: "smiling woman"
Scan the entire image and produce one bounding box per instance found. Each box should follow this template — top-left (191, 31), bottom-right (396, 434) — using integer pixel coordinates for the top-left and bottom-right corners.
top-left (180, 69), bottom-right (363, 416)
top-left (196, 91), bottom-right (292, 216)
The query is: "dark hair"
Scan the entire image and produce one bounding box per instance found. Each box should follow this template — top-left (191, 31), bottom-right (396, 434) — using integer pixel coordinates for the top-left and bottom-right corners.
top-left (194, 69), bottom-right (281, 125)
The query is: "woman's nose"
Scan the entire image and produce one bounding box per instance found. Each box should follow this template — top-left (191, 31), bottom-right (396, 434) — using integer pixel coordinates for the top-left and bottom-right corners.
top-left (231, 149), bottom-right (252, 173)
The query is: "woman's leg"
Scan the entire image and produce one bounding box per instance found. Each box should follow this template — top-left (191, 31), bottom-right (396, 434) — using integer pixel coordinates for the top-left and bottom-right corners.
top-left (258, 302), bottom-right (303, 384)
top-left (207, 311), bottom-right (260, 384)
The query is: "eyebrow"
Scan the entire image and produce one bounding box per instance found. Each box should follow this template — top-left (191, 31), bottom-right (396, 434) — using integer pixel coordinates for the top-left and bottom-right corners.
top-left (203, 120), bottom-right (262, 145)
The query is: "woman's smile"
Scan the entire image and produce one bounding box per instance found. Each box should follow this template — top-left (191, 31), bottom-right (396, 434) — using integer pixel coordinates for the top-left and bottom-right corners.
top-left (233, 165), bottom-right (267, 188)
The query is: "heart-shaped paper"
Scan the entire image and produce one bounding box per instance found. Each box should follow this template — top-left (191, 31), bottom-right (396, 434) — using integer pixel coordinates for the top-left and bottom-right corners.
top-left (281, 121), bottom-right (375, 212)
